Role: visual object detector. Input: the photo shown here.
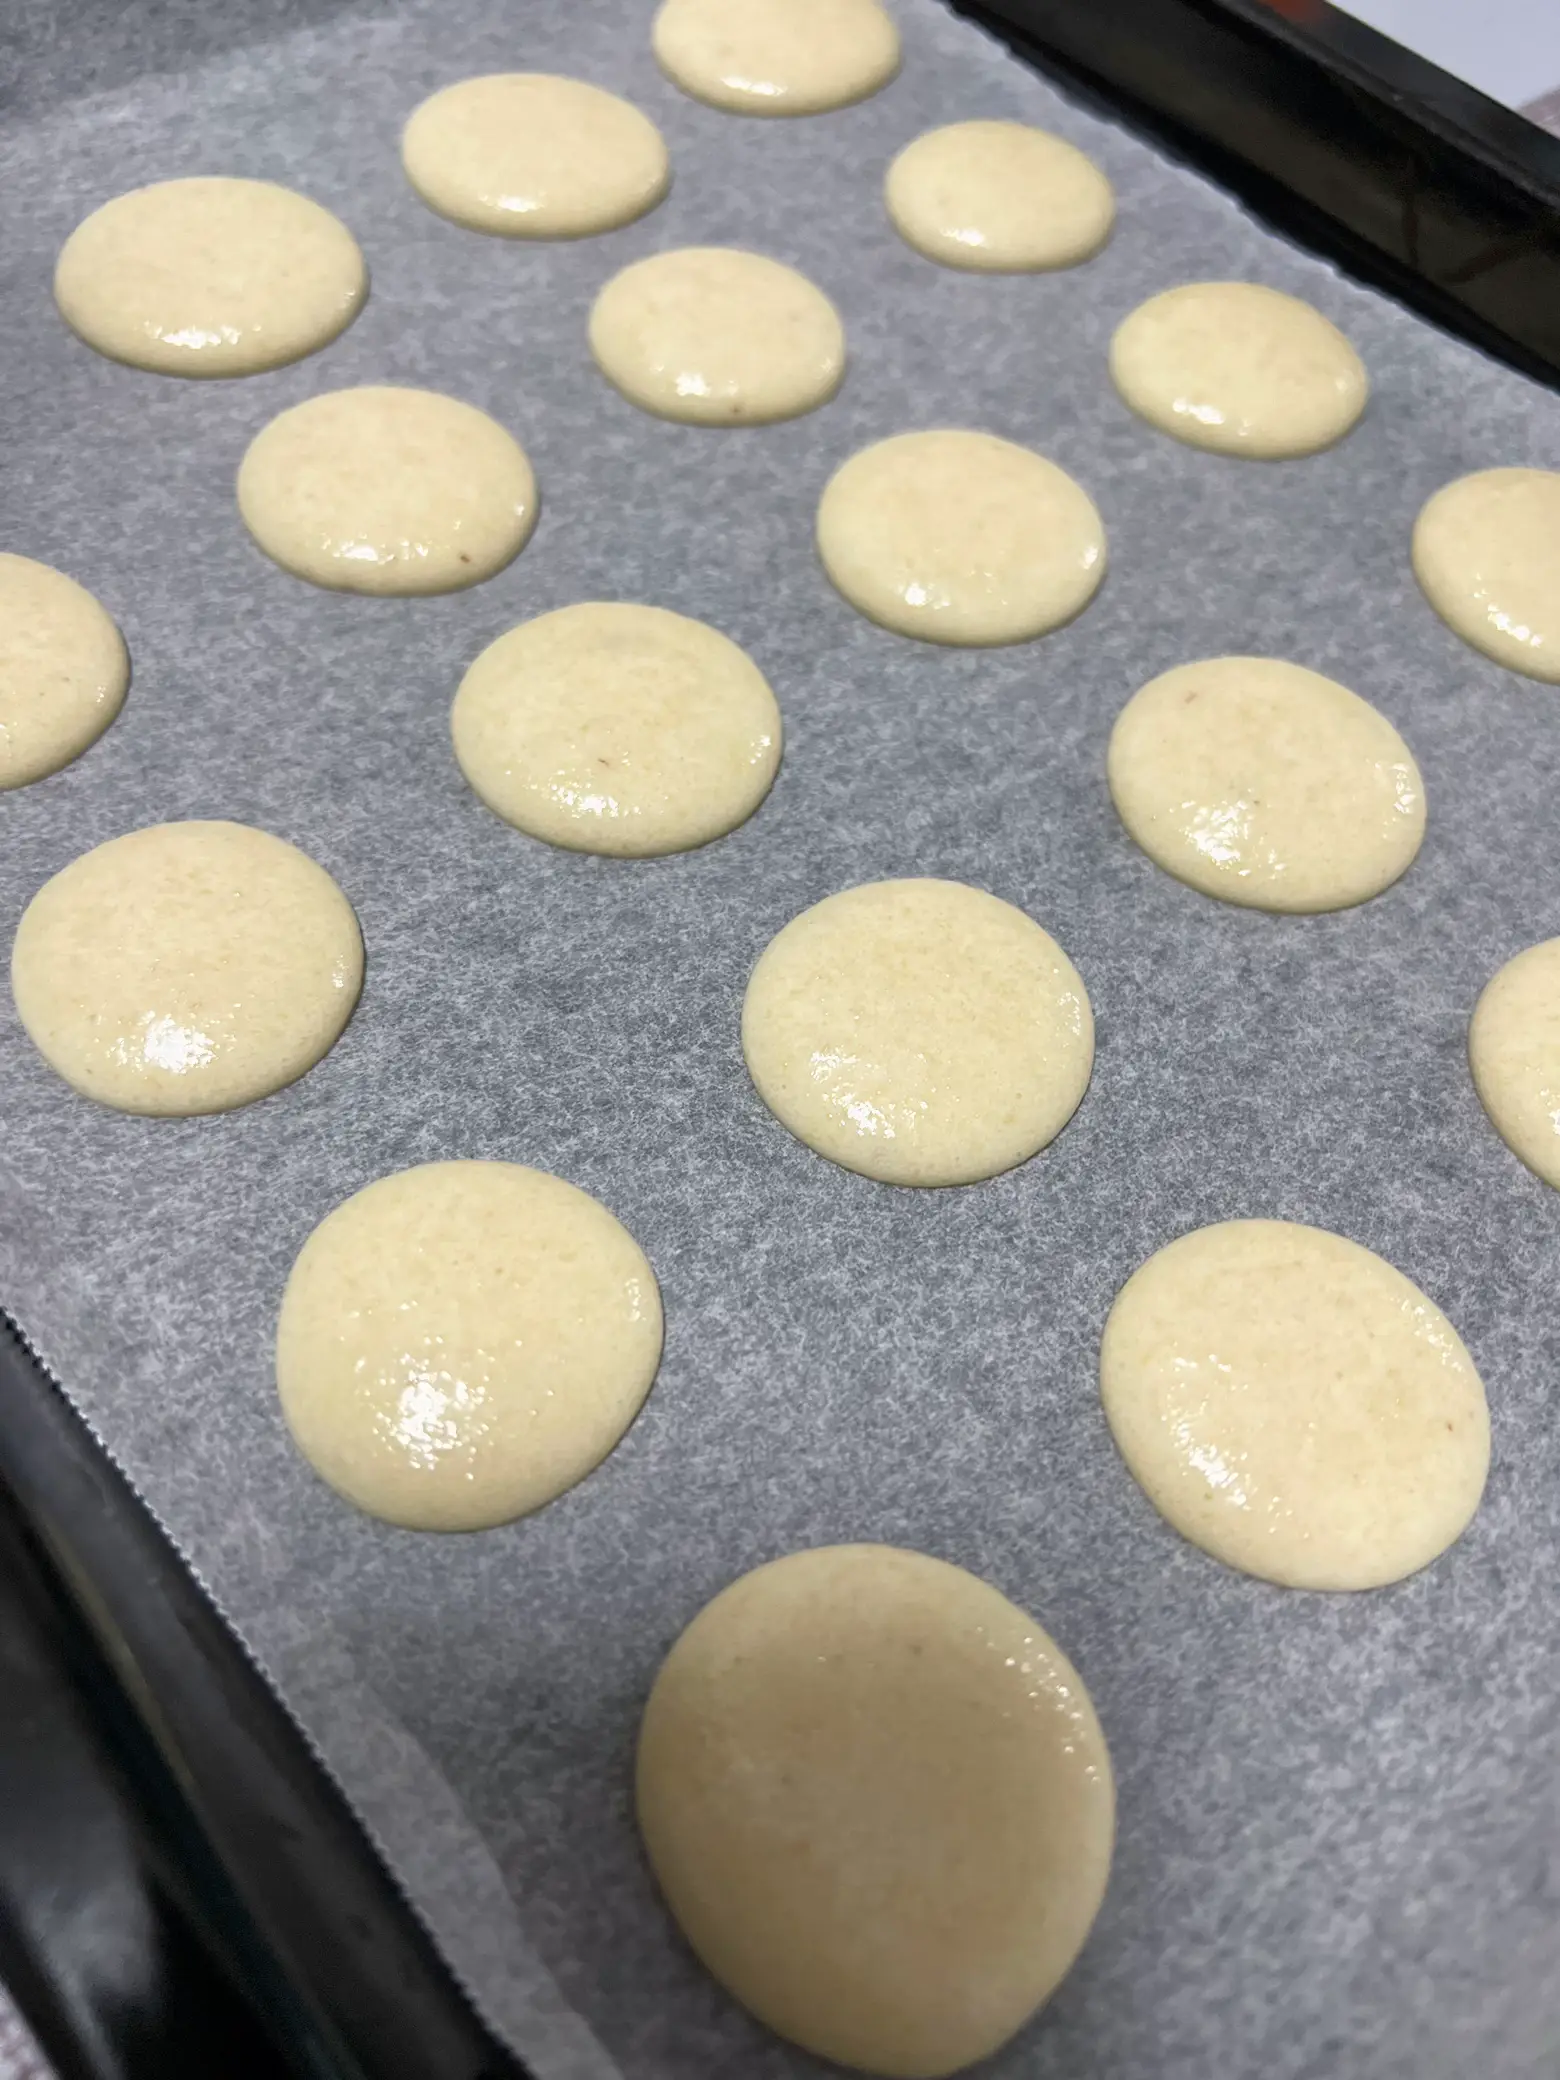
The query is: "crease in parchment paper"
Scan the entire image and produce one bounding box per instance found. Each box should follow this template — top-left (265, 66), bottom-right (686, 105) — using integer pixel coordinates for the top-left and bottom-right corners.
top-left (1, 2), bottom-right (1558, 2076)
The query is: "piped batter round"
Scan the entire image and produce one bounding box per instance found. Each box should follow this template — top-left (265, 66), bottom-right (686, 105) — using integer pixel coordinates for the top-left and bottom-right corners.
top-left (0, 554), bottom-right (129, 789)
top-left (589, 247), bottom-right (844, 425)
top-left (1107, 655), bottom-right (1425, 911)
top-left (651, 0), bottom-right (900, 115)
top-left (637, 1544), bottom-right (1114, 2078)
top-left (742, 878), bottom-right (1093, 1186)
top-left (276, 1161), bottom-right (663, 1531)
top-left (55, 177), bottom-right (366, 377)
top-left (1100, 1219), bottom-right (1490, 1591)
top-left (402, 73), bottom-right (669, 238)
top-left (237, 385), bottom-right (537, 594)
top-left (1109, 282), bottom-right (1367, 458)
top-left (452, 602), bottom-right (782, 855)
top-left (11, 820), bottom-right (362, 1115)
top-left (885, 120), bottom-right (1114, 272)
top-left (1411, 467), bottom-right (1560, 683)
top-left (816, 429), bottom-right (1106, 645)
top-left (1469, 938), bottom-right (1560, 1189)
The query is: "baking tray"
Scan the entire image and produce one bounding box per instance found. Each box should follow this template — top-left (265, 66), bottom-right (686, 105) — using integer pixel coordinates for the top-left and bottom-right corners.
top-left (2, 2), bottom-right (1559, 2077)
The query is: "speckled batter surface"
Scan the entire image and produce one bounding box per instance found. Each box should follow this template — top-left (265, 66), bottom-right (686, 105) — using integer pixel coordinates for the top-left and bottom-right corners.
top-left (589, 246), bottom-right (845, 425)
top-left (0, 553), bottom-right (129, 789)
top-left (277, 1160), bottom-right (663, 1531)
top-left (11, 819), bottom-right (362, 1115)
top-left (1101, 1219), bottom-right (1489, 1590)
top-left (402, 74), bottom-right (669, 239)
top-left (638, 1545), bottom-right (1113, 2076)
top-left (55, 175), bottom-right (366, 375)
top-left (1107, 656), bottom-right (1425, 912)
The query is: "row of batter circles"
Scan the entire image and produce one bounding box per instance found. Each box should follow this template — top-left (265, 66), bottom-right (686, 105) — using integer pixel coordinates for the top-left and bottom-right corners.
top-left (7, 430), bottom-right (1554, 827)
top-left (44, 98), bottom-right (1560, 665)
top-left (0, 564), bottom-right (1488, 927)
top-left (10, 792), bottom-right (1556, 1184)
top-left (6, 442), bottom-right (1555, 817)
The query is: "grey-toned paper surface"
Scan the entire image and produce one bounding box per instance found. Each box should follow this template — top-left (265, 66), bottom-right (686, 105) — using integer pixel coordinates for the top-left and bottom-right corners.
top-left (3, 3), bottom-right (1559, 2073)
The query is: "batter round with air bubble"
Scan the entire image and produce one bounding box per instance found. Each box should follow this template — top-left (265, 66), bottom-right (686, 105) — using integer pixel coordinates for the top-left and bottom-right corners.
top-left (652, 0), bottom-right (900, 115)
top-left (1101, 1220), bottom-right (1490, 1591)
top-left (589, 247), bottom-right (844, 426)
top-left (885, 120), bottom-right (1114, 272)
top-left (277, 1161), bottom-right (663, 1531)
top-left (1107, 655), bottom-right (1425, 912)
top-left (55, 177), bottom-right (366, 377)
top-left (1469, 938), bottom-right (1560, 1189)
top-left (11, 821), bottom-right (362, 1115)
top-left (453, 602), bottom-right (782, 855)
top-left (1109, 282), bottom-right (1367, 458)
top-left (0, 555), bottom-right (129, 789)
top-left (742, 878), bottom-right (1093, 1186)
top-left (816, 429), bottom-right (1106, 645)
top-left (1411, 467), bottom-right (1560, 683)
top-left (637, 1544), bottom-right (1114, 2077)
top-left (237, 385), bottom-right (537, 594)
top-left (401, 73), bottom-right (669, 238)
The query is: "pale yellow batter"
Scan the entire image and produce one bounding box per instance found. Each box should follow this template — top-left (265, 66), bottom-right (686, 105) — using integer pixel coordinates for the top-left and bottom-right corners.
top-left (237, 386), bottom-right (537, 594)
top-left (11, 821), bottom-right (362, 1116)
top-left (1469, 938), bottom-right (1560, 1189)
top-left (589, 247), bottom-right (845, 426)
top-left (452, 602), bottom-right (782, 855)
top-left (638, 1544), bottom-right (1113, 2079)
top-left (742, 878), bottom-right (1093, 1186)
top-left (0, 555), bottom-right (129, 789)
top-left (1411, 467), bottom-right (1560, 683)
top-left (402, 73), bottom-right (670, 238)
top-left (885, 120), bottom-right (1114, 272)
top-left (816, 429), bottom-right (1106, 645)
top-left (55, 177), bottom-right (366, 378)
top-left (651, 0), bottom-right (900, 115)
top-left (1107, 655), bottom-right (1425, 912)
top-left (1100, 1220), bottom-right (1490, 1591)
top-left (276, 1161), bottom-right (662, 1531)
top-left (1109, 282), bottom-right (1368, 458)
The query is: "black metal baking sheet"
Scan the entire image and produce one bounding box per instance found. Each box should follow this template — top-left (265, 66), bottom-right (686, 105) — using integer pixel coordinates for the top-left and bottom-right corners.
top-left (2, 2), bottom-right (1559, 2077)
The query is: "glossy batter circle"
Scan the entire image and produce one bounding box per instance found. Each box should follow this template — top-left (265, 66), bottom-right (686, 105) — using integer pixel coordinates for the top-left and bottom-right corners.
top-left (55, 177), bottom-right (366, 377)
top-left (816, 429), bottom-right (1105, 645)
top-left (1107, 655), bottom-right (1425, 912)
top-left (637, 1545), bottom-right (1114, 2078)
top-left (885, 120), bottom-right (1114, 272)
top-left (11, 821), bottom-right (362, 1116)
top-left (0, 555), bottom-right (129, 789)
top-left (742, 878), bottom-right (1093, 1186)
top-left (452, 602), bottom-right (782, 856)
top-left (276, 1161), bottom-right (663, 1531)
top-left (1411, 467), bottom-right (1560, 683)
top-left (237, 385), bottom-right (537, 594)
top-left (401, 73), bottom-right (670, 238)
top-left (1469, 938), bottom-right (1560, 1189)
top-left (1109, 282), bottom-right (1367, 458)
top-left (589, 247), bottom-right (844, 426)
top-left (651, 0), bottom-right (900, 115)
top-left (1101, 1220), bottom-right (1490, 1591)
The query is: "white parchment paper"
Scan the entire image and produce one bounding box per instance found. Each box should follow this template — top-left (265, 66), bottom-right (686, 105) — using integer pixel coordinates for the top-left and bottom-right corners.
top-left (2, 3), bottom-right (1558, 2073)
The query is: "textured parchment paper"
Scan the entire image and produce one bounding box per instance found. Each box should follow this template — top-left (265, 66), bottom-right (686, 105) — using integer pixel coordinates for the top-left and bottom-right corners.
top-left (2, 3), bottom-right (1558, 2074)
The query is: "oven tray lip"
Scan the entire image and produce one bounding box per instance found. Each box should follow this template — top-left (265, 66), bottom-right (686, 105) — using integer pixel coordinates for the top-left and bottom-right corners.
top-left (958, 0), bottom-right (1560, 388)
top-left (2, 0), bottom-right (1555, 2072)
